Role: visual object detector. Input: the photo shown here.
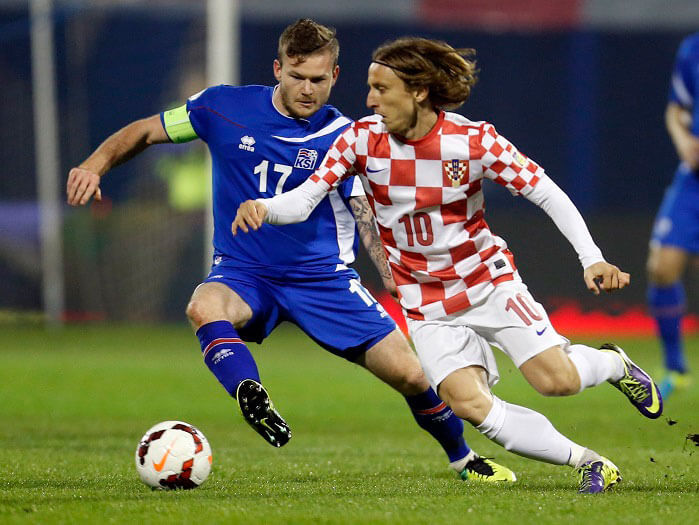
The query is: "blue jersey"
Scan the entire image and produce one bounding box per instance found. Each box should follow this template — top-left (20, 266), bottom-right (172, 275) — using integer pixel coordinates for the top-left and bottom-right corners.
top-left (651, 33), bottom-right (699, 253)
top-left (669, 32), bottom-right (699, 139)
top-left (161, 85), bottom-right (360, 268)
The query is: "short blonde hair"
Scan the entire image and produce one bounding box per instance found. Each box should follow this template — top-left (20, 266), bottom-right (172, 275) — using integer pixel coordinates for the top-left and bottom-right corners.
top-left (278, 18), bottom-right (339, 66)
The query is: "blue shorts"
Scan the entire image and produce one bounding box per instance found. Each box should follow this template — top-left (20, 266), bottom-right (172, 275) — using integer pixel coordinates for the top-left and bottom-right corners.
top-left (650, 165), bottom-right (699, 254)
top-left (204, 258), bottom-right (396, 361)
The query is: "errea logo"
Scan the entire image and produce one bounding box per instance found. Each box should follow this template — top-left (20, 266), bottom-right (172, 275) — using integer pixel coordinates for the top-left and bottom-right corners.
top-left (212, 348), bottom-right (234, 364)
top-left (239, 135), bottom-right (256, 152)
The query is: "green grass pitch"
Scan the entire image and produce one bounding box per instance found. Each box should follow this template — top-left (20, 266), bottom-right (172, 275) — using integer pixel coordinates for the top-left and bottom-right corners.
top-left (0, 323), bottom-right (697, 524)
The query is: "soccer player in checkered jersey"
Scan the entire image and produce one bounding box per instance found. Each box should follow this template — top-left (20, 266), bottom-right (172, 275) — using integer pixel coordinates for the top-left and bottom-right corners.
top-left (646, 32), bottom-right (699, 398)
top-left (66, 21), bottom-right (517, 483)
top-left (233, 37), bottom-right (665, 493)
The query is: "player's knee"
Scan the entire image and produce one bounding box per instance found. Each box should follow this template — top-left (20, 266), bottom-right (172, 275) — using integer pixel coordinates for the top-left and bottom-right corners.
top-left (185, 297), bottom-right (219, 328)
top-left (185, 298), bottom-right (205, 327)
top-left (646, 249), bottom-right (685, 285)
top-left (646, 261), bottom-right (678, 286)
top-left (394, 366), bottom-right (430, 396)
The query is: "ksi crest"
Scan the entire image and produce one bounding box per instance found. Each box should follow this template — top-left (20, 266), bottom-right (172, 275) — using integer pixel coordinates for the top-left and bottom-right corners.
top-left (294, 148), bottom-right (318, 170)
top-left (443, 159), bottom-right (468, 188)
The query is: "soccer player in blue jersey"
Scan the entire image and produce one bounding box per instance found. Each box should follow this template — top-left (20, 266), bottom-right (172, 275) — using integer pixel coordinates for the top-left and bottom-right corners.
top-left (66, 19), bottom-right (514, 482)
top-left (647, 33), bottom-right (699, 398)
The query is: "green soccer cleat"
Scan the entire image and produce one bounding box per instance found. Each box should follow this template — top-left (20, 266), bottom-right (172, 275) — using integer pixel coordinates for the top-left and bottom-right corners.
top-left (459, 457), bottom-right (517, 482)
top-left (576, 456), bottom-right (621, 494)
top-left (601, 343), bottom-right (663, 419)
top-left (658, 370), bottom-right (691, 399)
top-left (236, 379), bottom-right (291, 448)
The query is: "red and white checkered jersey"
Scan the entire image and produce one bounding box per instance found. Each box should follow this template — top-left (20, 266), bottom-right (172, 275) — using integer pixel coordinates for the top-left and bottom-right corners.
top-left (311, 111), bottom-right (546, 321)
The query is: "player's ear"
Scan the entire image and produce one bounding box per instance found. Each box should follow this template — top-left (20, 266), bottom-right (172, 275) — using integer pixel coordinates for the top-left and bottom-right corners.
top-left (414, 86), bottom-right (429, 104)
top-left (273, 59), bottom-right (283, 82)
top-left (331, 65), bottom-right (340, 86)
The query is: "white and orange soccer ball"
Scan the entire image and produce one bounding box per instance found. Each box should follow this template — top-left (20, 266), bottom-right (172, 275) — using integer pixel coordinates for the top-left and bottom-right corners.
top-left (135, 420), bottom-right (212, 490)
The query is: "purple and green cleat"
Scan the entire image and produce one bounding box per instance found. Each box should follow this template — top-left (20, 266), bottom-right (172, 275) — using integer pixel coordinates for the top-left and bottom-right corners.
top-left (601, 343), bottom-right (663, 419)
top-left (577, 456), bottom-right (621, 494)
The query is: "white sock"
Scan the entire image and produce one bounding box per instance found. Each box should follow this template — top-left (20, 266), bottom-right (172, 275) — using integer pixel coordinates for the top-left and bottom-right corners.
top-left (476, 396), bottom-right (587, 466)
top-left (567, 344), bottom-right (625, 391)
top-left (574, 448), bottom-right (603, 468)
top-left (449, 450), bottom-right (477, 473)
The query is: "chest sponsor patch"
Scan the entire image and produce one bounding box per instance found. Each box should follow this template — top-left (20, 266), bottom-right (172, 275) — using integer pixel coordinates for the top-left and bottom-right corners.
top-left (443, 159), bottom-right (468, 188)
top-left (294, 148), bottom-right (319, 170)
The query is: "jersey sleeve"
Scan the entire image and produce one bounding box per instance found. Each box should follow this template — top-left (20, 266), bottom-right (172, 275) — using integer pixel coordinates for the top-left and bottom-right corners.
top-left (160, 86), bottom-right (227, 144)
top-left (348, 174), bottom-right (366, 197)
top-left (262, 125), bottom-right (360, 225)
top-left (668, 36), bottom-right (696, 108)
top-left (525, 176), bottom-right (604, 268)
top-left (335, 169), bottom-right (365, 200)
top-left (310, 124), bottom-right (359, 190)
top-left (160, 103), bottom-right (198, 143)
top-left (479, 123), bottom-right (545, 196)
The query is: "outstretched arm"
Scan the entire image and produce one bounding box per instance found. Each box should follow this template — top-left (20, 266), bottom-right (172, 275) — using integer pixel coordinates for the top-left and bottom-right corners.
top-left (232, 177), bottom-right (329, 234)
top-left (666, 102), bottom-right (699, 170)
top-left (350, 195), bottom-right (396, 297)
top-left (66, 114), bottom-right (170, 206)
top-left (525, 176), bottom-right (630, 295)
top-left (233, 122), bottom-right (359, 234)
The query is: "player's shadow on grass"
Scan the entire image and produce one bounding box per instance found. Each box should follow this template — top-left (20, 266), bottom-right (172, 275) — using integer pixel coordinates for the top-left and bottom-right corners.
top-left (1, 479), bottom-right (187, 494)
top-left (512, 479), bottom-right (693, 493)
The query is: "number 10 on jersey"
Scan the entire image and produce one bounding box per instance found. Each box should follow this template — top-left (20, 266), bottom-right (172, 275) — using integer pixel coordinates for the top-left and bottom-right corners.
top-left (399, 212), bottom-right (434, 247)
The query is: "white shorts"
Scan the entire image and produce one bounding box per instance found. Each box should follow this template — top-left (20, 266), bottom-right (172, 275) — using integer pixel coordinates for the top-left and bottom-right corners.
top-left (407, 281), bottom-right (568, 391)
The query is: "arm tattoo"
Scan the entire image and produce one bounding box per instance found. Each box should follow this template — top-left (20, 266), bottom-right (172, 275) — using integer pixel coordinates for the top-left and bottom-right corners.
top-left (350, 196), bottom-right (393, 282)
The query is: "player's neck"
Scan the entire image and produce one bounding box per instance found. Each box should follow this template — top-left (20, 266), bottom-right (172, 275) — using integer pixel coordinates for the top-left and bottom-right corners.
top-left (271, 86), bottom-right (291, 117)
top-left (397, 109), bottom-right (439, 142)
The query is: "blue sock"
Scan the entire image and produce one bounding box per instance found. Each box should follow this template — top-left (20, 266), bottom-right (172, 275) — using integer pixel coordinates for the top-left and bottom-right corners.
top-left (196, 320), bottom-right (260, 397)
top-left (405, 388), bottom-right (470, 463)
top-left (648, 283), bottom-right (687, 373)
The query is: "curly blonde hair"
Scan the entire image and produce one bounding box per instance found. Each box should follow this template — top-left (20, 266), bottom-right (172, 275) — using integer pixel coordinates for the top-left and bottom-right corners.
top-left (372, 37), bottom-right (478, 110)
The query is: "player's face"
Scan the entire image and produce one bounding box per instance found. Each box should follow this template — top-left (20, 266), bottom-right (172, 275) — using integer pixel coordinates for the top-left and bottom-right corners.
top-left (366, 63), bottom-right (422, 138)
top-left (273, 51), bottom-right (339, 119)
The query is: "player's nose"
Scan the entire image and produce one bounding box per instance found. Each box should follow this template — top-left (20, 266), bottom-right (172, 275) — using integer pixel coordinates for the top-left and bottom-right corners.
top-left (366, 90), bottom-right (377, 109)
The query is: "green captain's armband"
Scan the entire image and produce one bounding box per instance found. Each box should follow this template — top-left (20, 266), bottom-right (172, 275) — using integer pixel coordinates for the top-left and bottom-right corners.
top-left (163, 104), bottom-right (198, 143)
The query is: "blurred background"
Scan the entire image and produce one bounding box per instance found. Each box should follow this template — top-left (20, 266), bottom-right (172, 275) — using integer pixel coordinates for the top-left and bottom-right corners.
top-left (0, 0), bottom-right (697, 335)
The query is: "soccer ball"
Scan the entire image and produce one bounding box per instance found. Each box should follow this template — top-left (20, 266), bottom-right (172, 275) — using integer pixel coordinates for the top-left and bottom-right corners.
top-left (135, 420), bottom-right (212, 490)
